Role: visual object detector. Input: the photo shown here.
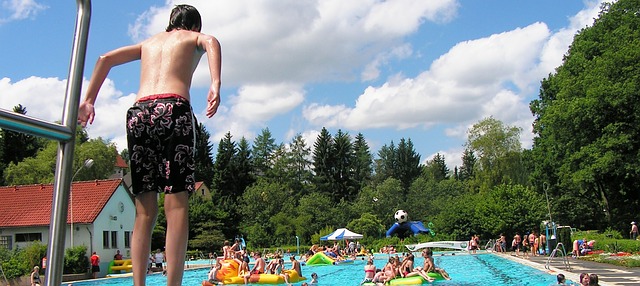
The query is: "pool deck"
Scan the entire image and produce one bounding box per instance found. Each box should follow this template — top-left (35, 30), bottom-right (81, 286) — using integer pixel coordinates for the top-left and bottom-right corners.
top-left (497, 252), bottom-right (640, 286)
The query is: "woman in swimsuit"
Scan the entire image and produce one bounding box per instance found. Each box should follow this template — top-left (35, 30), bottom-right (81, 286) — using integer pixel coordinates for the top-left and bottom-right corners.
top-left (360, 257), bottom-right (376, 285)
top-left (31, 266), bottom-right (41, 286)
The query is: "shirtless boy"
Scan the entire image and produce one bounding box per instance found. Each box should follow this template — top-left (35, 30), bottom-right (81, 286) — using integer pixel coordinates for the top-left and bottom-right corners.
top-left (244, 252), bottom-right (266, 284)
top-left (78, 5), bottom-right (221, 286)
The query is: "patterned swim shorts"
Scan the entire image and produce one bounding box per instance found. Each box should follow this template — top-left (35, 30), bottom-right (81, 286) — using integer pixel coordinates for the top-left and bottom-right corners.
top-left (126, 94), bottom-right (196, 196)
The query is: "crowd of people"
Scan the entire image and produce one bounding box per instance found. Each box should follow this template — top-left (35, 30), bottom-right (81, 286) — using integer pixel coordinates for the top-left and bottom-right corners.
top-left (205, 239), bottom-right (308, 286)
top-left (361, 248), bottom-right (451, 285)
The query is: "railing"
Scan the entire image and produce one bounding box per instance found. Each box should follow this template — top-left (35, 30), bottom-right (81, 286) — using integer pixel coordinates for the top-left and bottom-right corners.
top-left (545, 242), bottom-right (571, 271)
top-left (484, 239), bottom-right (495, 251)
top-left (0, 1), bottom-right (92, 285)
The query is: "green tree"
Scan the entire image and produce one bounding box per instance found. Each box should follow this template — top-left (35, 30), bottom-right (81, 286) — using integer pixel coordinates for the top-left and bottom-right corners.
top-left (288, 133), bottom-right (313, 194)
top-left (422, 153), bottom-right (449, 182)
top-left (312, 127), bottom-right (335, 197)
top-left (194, 123), bottom-right (215, 187)
top-left (188, 195), bottom-right (227, 252)
top-left (239, 179), bottom-right (295, 247)
top-left (333, 130), bottom-right (356, 202)
top-left (233, 137), bottom-right (255, 197)
top-left (347, 213), bottom-right (385, 238)
top-left (395, 138), bottom-right (422, 193)
top-left (212, 132), bottom-right (239, 237)
top-left (374, 138), bottom-right (421, 194)
top-left (252, 128), bottom-right (276, 177)
top-left (0, 105), bottom-right (46, 185)
top-left (466, 117), bottom-right (524, 191)
top-left (352, 133), bottom-right (373, 188)
top-left (530, 0), bottom-right (640, 229)
top-left (457, 148), bottom-right (476, 182)
top-left (3, 136), bottom-right (116, 185)
top-left (373, 142), bottom-right (396, 185)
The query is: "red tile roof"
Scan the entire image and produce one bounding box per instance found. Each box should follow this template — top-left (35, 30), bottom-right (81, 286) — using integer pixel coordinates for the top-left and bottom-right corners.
top-left (0, 179), bottom-right (122, 227)
top-left (115, 154), bottom-right (128, 168)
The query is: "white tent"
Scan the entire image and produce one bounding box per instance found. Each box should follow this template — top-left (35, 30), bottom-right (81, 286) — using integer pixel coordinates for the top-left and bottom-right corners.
top-left (320, 228), bottom-right (363, 241)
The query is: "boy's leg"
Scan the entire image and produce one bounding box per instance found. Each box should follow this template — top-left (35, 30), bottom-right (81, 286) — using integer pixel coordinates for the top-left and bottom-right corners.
top-left (164, 191), bottom-right (190, 286)
top-left (132, 192), bottom-right (159, 286)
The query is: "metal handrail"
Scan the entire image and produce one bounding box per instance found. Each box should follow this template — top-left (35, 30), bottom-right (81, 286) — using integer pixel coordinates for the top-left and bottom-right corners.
top-left (545, 242), bottom-right (571, 271)
top-left (484, 239), bottom-right (495, 251)
top-left (0, 1), bottom-right (92, 285)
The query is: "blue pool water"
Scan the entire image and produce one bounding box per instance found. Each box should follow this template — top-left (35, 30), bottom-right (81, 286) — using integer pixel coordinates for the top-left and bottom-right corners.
top-left (64, 252), bottom-right (573, 285)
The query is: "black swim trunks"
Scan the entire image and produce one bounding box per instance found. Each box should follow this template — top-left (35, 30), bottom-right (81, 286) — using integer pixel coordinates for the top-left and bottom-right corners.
top-left (126, 94), bottom-right (196, 196)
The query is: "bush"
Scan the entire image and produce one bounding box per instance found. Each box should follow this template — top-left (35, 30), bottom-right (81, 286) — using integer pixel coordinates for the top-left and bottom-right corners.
top-left (0, 241), bottom-right (46, 279)
top-left (64, 245), bottom-right (89, 274)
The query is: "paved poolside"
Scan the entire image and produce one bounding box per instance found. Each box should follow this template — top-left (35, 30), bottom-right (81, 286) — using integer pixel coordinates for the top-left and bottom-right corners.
top-left (498, 253), bottom-right (640, 286)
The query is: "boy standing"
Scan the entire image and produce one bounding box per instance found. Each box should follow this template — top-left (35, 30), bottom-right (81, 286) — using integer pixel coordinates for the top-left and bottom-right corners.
top-left (78, 5), bottom-right (221, 286)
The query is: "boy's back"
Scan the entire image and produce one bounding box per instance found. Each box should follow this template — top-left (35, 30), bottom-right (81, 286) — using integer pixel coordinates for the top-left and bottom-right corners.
top-left (138, 30), bottom-right (206, 101)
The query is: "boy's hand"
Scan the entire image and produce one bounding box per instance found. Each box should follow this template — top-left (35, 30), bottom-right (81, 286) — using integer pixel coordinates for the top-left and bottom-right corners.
top-left (77, 101), bottom-right (95, 127)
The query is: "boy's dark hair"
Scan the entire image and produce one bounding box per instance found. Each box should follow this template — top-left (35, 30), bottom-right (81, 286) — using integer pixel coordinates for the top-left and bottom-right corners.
top-left (557, 273), bottom-right (565, 283)
top-left (166, 4), bottom-right (202, 32)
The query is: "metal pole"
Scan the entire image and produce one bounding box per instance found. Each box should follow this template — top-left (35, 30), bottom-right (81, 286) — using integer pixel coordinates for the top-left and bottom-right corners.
top-left (543, 182), bottom-right (552, 222)
top-left (44, 1), bottom-right (91, 285)
top-left (71, 191), bottom-right (73, 248)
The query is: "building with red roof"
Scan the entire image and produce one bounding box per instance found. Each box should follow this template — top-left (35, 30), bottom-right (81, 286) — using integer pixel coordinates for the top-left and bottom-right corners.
top-left (0, 179), bottom-right (135, 278)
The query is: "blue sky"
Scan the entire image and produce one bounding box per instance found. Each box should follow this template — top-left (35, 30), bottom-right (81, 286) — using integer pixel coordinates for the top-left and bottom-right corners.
top-left (0, 0), bottom-right (607, 169)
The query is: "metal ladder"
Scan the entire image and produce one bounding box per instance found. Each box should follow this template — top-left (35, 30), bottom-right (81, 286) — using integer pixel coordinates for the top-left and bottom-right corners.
top-left (0, 1), bottom-right (92, 285)
top-left (545, 242), bottom-right (571, 271)
top-left (484, 239), bottom-right (495, 251)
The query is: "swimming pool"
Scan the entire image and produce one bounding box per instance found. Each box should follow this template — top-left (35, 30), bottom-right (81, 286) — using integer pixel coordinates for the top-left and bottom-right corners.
top-left (63, 252), bottom-right (571, 285)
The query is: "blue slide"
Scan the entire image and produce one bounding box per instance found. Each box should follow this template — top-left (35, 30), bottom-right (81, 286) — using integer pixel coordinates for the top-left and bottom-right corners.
top-left (386, 221), bottom-right (432, 237)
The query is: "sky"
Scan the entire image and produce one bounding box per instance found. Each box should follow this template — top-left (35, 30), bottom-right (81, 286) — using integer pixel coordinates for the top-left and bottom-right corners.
top-left (0, 0), bottom-right (608, 170)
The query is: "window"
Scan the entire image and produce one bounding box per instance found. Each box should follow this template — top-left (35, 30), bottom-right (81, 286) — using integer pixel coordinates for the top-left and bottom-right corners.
top-left (111, 231), bottom-right (118, 249)
top-left (15, 233), bottom-right (42, 242)
top-left (0, 236), bottom-right (12, 250)
top-left (124, 231), bottom-right (131, 248)
top-left (103, 231), bottom-right (109, 248)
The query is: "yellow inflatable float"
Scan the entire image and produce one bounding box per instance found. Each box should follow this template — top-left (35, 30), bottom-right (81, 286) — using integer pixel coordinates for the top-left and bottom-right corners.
top-left (202, 259), bottom-right (306, 285)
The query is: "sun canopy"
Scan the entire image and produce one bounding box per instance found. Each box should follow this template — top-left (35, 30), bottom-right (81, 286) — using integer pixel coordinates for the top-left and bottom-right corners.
top-left (320, 228), bottom-right (363, 241)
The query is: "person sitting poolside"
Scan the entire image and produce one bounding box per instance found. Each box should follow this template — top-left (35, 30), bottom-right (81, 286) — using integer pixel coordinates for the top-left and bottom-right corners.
top-left (572, 238), bottom-right (587, 257)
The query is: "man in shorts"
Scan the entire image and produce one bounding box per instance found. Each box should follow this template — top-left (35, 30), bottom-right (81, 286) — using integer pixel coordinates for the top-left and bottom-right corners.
top-left (78, 4), bottom-right (221, 286)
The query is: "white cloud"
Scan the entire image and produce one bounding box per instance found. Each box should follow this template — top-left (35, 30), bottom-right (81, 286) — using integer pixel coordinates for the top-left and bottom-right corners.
top-left (0, 0), bottom-right (47, 24)
top-left (131, 0), bottom-right (458, 87)
top-left (125, 0), bottom-right (458, 147)
top-left (303, 1), bottom-right (606, 152)
top-left (0, 76), bottom-right (135, 150)
top-left (0, 76), bottom-right (68, 122)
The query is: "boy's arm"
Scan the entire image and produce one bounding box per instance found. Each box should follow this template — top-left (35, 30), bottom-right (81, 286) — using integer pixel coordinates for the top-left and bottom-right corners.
top-left (78, 44), bottom-right (141, 126)
top-left (198, 34), bottom-right (222, 118)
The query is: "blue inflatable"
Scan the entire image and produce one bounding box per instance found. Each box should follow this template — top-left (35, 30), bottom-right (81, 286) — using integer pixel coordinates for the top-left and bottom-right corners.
top-left (386, 221), bottom-right (433, 238)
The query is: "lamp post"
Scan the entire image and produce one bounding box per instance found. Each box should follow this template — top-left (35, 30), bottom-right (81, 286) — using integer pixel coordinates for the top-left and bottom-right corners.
top-left (70, 158), bottom-right (94, 247)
